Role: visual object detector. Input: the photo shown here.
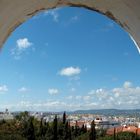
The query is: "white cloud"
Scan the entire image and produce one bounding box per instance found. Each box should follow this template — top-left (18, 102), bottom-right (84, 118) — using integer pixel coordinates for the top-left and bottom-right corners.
top-left (83, 96), bottom-right (90, 101)
top-left (11, 38), bottom-right (33, 59)
top-left (75, 96), bottom-right (82, 100)
top-left (123, 81), bottom-right (132, 88)
top-left (18, 87), bottom-right (28, 92)
top-left (88, 90), bottom-right (95, 95)
top-left (1, 81), bottom-right (140, 111)
top-left (0, 100), bottom-right (98, 111)
top-left (48, 88), bottom-right (59, 95)
top-left (44, 8), bottom-right (59, 22)
top-left (62, 15), bottom-right (79, 27)
top-left (87, 81), bottom-right (140, 109)
top-left (16, 38), bottom-right (32, 50)
top-left (19, 101), bottom-right (31, 107)
top-left (59, 67), bottom-right (81, 76)
top-left (0, 85), bottom-right (8, 93)
top-left (114, 92), bottom-right (120, 98)
top-left (96, 88), bottom-right (104, 94)
top-left (66, 95), bottom-right (82, 100)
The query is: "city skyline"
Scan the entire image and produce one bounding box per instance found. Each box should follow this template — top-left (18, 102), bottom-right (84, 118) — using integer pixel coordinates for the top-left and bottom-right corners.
top-left (0, 7), bottom-right (140, 111)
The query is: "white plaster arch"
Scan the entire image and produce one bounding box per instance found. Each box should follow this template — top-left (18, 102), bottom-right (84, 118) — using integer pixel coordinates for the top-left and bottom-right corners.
top-left (0, 0), bottom-right (140, 52)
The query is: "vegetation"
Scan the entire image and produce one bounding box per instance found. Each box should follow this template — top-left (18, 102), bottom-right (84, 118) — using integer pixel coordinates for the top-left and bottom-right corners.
top-left (0, 111), bottom-right (140, 140)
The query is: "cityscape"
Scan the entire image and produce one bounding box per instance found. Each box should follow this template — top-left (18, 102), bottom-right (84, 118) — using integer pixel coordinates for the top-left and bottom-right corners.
top-left (1, 109), bottom-right (140, 139)
top-left (1, 109), bottom-right (140, 129)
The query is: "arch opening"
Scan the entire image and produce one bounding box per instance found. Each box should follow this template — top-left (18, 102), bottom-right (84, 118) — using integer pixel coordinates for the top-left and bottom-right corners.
top-left (1, 6), bottom-right (140, 111)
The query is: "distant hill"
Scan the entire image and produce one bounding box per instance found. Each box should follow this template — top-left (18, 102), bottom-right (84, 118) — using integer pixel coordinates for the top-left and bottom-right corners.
top-left (12, 109), bottom-right (140, 116)
top-left (71, 109), bottom-right (140, 116)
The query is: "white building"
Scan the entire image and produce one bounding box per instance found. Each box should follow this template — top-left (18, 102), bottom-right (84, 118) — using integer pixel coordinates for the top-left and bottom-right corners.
top-left (0, 109), bottom-right (14, 120)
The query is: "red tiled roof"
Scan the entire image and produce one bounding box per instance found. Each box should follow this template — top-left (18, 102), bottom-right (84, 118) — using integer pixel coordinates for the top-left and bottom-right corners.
top-left (70, 121), bottom-right (85, 128)
top-left (123, 126), bottom-right (137, 133)
top-left (136, 128), bottom-right (140, 135)
top-left (107, 126), bottom-right (138, 135)
top-left (106, 126), bottom-right (123, 135)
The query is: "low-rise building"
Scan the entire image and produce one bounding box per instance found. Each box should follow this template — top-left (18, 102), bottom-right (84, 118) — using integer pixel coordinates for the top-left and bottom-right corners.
top-left (0, 109), bottom-right (14, 120)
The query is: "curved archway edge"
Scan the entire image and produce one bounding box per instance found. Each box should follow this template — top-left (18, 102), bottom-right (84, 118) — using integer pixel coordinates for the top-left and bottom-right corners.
top-left (0, 0), bottom-right (140, 52)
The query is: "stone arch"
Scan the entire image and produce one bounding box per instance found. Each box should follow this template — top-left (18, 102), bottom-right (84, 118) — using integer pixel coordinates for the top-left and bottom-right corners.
top-left (0, 0), bottom-right (140, 52)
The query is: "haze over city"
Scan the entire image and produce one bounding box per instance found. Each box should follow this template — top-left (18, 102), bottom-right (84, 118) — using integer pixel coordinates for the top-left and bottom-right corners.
top-left (0, 7), bottom-right (140, 111)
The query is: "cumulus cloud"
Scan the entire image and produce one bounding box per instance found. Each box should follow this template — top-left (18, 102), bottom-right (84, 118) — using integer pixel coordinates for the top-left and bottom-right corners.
top-left (48, 88), bottom-right (59, 95)
top-left (123, 81), bottom-right (132, 88)
top-left (11, 38), bottom-right (33, 59)
top-left (0, 100), bottom-right (99, 111)
top-left (83, 96), bottom-right (90, 101)
top-left (88, 90), bottom-right (95, 95)
top-left (18, 87), bottom-right (28, 92)
top-left (68, 16), bottom-right (79, 24)
top-left (65, 81), bottom-right (140, 109)
top-left (1, 81), bottom-right (140, 111)
top-left (62, 15), bottom-right (80, 27)
top-left (16, 38), bottom-right (32, 50)
top-left (87, 81), bottom-right (140, 109)
top-left (59, 67), bottom-right (81, 76)
top-left (0, 85), bottom-right (8, 93)
top-left (75, 96), bottom-right (82, 100)
top-left (44, 8), bottom-right (59, 22)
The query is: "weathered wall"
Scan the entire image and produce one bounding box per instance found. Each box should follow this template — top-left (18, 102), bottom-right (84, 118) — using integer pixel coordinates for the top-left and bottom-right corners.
top-left (0, 0), bottom-right (140, 51)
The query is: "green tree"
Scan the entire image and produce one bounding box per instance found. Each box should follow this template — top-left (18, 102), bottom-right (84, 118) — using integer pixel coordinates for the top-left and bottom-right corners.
top-left (113, 127), bottom-right (116, 140)
top-left (117, 131), bottom-right (135, 140)
top-left (53, 115), bottom-right (58, 140)
top-left (63, 111), bottom-right (66, 124)
top-left (89, 120), bottom-right (96, 140)
top-left (68, 121), bottom-right (72, 140)
top-left (26, 117), bottom-right (35, 140)
top-left (45, 122), bottom-right (53, 140)
top-left (74, 121), bottom-right (78, 137)
top-left (81, 124), bottom-right (87, 134)
top-left (0, 119), bottom-right (6, 125)
top-left (64, 121), bottom-right (69, 139)
top-left (39, 118), bottom-right (46, 137)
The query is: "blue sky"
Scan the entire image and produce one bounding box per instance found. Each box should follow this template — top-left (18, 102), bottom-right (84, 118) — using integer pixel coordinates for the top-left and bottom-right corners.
top-left (0, 7), bottom-right (140, 111)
